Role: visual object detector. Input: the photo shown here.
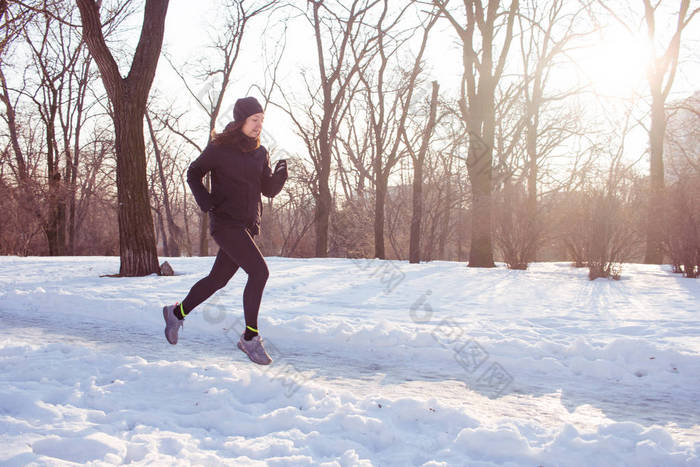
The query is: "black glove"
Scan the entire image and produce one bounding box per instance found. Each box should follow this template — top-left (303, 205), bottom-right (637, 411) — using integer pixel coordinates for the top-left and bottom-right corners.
top-left (274, 159), bottom-right (288, 178)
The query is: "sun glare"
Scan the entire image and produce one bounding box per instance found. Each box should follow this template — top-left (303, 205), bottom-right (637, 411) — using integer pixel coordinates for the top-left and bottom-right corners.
top-left (582, 31), bottom-right (652, 98)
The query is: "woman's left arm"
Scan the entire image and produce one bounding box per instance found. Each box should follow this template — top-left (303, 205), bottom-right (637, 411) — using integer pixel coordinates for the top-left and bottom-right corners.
top-left (261, 150), bottom-right (287, 197)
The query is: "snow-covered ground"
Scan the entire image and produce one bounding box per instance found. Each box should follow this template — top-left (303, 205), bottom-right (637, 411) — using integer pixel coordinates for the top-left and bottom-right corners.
top-left (1, 256), bottom-right (699, 466)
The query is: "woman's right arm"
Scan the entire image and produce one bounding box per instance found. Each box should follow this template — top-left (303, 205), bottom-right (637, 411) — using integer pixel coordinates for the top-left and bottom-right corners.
top-left (186, 144), bottom-right (217, 212)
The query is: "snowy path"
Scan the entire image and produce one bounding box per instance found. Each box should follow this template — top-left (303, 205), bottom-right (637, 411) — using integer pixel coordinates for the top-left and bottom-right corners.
top-left (1, 256), bottom-right (699, 465)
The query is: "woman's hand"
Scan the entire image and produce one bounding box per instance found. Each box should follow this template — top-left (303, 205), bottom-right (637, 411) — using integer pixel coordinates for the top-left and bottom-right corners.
top-left (274, 159), bottom-right (287, 178)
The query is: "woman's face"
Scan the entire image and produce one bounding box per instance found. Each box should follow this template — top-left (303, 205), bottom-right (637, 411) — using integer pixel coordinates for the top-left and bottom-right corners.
top-left (242, 112), bottom-right (264, 138)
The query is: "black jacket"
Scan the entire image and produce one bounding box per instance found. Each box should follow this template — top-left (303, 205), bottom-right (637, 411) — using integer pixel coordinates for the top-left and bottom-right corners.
top-left (187, 141), bottom-right (286, 235)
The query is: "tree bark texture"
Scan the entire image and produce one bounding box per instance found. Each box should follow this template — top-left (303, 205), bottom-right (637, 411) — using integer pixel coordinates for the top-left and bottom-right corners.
top-left (76, 0), bottom-right (168, 276)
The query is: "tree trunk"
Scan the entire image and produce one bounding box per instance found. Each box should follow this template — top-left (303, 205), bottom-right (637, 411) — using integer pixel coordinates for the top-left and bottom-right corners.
top-left (457, 208), bottom-right (466, 262)
top-left (56, 194), bottom-right (66, 255)
top-left (68, 126), bottom-right (81, 255)
top-left (113, 99), bottom-right (161, 275)
top-left (315, 163), bottom-right (331, 257)
top-left (45, 96), bottom-right (66, 256)
top-left (409, 81), bottom-right (439, 264)
top-left (424, 205), bottom-right (440, 262)
top-left (526, 113), bottom-right (538, 263)
top-left (466, 97), bottom-right (496, 268)
top-left (434, 0), bottom-right (517, 268)
top-left (307, 0), bottom-right (371, 258)
top-left (409, 158), bottom-right (423, 263)
top-left (644, 88), bottom-right (666, 264)
top-left (182, 175), bottom-right (193, 256)
top-left (65, 143), bottom-right (76, 257)
top-left (438, 176), bottom-right (451, 260)
top-left (467, 135), bottom-right (495, 267)
top-left (374, 174), bottom-right (387, 259)
top-left (77, 0), bottom-right (168, 276)
top-left (156, 208), bottom-right (169, 257)
top-left (68, 179), bottom-right (77, 254)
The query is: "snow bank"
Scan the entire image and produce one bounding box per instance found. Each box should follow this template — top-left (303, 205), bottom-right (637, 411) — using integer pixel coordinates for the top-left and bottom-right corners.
top-left (1, 256), bottom-right (698, 465)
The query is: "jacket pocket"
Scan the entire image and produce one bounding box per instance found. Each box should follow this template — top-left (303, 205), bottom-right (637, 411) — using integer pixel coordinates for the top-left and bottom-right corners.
top-left (210, 192), bottom-right (225, 212)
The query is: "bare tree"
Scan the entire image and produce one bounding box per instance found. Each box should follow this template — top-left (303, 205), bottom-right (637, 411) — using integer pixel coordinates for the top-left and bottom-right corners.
top-left (24, 7), bottom-right (65, 255)
top-left (433, 0), bottom-right (519, 267)
top-left (1, 1), bottom-right (95, 255)
top-left (60, 35), bottom-right (94, 256)
top-left (515, 0), bottom-right (592, 263)
top-left (76, 0), bottom-right (168, 276)
top-left (403, 81), bottom-right (439, 263)
top-left (417, 114), bottom-right (468, 262)
top-left (594, 0), bottom-right (700, 264)
top-left (351, 1), bottom-right (437, 259)
top-left (276, 0), bottom-right (379, 257)
top-left (21, 2), bottom-right (97, 256)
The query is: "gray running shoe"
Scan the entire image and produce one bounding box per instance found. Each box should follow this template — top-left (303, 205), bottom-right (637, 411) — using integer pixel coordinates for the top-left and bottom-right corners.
top-left (237, 334), bottom-right (272, 365)
top-left (163, 304), bottom-right (183, 345)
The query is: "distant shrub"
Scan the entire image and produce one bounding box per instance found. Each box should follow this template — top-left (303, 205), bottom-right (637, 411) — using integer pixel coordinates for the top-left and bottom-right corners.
top-left (494, 183), bottom-right (542, 270)
top-left (586, 192), bottom-right (636, 280)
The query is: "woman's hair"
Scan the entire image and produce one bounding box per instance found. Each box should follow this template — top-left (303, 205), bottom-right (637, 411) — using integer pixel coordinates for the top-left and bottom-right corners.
top-left (211, 120), bottom-right (260, 152)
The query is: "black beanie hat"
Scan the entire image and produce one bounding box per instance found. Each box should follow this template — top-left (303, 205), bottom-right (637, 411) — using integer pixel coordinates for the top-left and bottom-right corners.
top-left (233, 96), bottom-right (263, 122)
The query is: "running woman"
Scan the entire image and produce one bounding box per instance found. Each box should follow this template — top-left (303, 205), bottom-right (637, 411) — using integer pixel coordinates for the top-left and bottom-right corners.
top-left (162, 96), bottom-right (287, 365)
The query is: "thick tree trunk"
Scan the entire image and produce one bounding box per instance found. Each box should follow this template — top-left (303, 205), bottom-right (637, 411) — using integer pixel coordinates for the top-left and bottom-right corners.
top-left (469, 186), bottom-right (494, 267)
top-left (77, 0), bottom-right (168, 275)
top-left (466, 92), bottom-right (496, 268)
top-left (465, 70), bottom-right (497, 268)
top-left (467, 135), bottom-right (495, 268)
top-left (434, 0), bottom-right (517, 268)
top-left (113, 100), bottom-right (161, 275)
top-left (644, 89), bottom-right (666, 264)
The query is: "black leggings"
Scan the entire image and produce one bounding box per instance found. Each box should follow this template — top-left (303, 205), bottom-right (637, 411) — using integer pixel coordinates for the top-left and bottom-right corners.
top-left (181, 226), bottom-right (269, 330)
